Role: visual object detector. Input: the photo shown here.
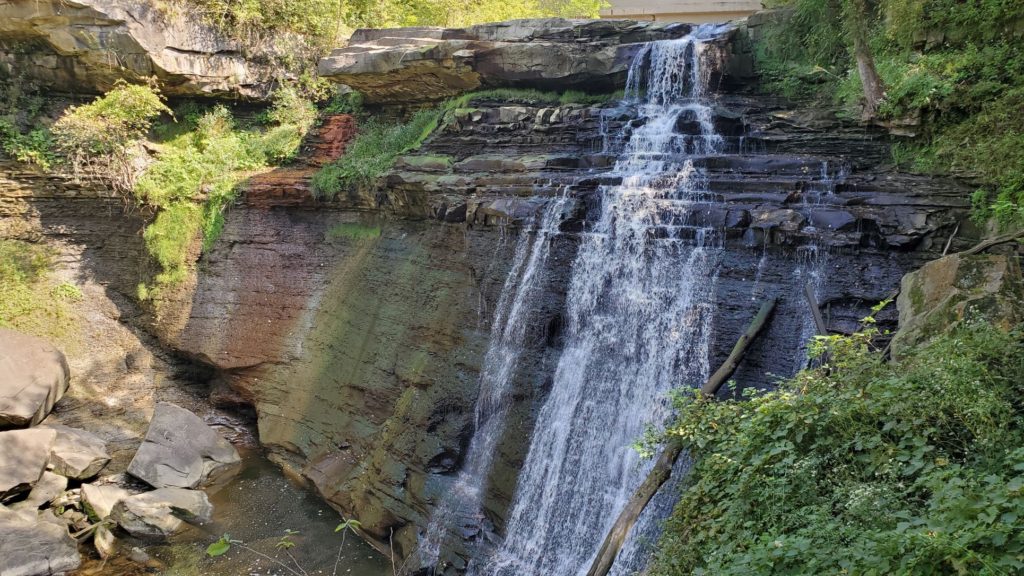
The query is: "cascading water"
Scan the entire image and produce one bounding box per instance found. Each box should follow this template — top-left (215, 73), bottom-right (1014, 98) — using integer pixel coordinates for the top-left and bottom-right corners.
top-left (470, 28), bottom-right (728, 575)
top-left (419, 195), bottom-right (569, 567)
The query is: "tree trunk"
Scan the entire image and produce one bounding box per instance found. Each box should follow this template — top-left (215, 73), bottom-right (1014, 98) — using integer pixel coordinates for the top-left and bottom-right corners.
top-left (846, 0), bottom-right (885, 119)
top-left (585, 298), bottom-right (778, 576)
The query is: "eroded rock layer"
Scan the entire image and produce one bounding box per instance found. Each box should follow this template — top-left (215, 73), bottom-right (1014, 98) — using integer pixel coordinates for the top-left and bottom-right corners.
top-left (0, 0), bottom-right (280, 98)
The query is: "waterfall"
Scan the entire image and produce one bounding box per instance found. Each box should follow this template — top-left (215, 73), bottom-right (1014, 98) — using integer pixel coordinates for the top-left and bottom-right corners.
top-left (470, 28), bottom-right (728, 576)
top-left (419, 195), bottom-right (569, 567)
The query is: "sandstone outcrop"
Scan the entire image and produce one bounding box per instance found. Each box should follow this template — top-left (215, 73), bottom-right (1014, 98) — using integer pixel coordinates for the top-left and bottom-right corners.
top-left (0, 329), bottom-right (70, 429)
top-left (0, 0), bottom-right (279, 98)
top-left (319, 19), bottom-right (695, 103)
top-left (127, 402), bottom-right (240, 489)
top-left (892, 252), bottom-right (1024, 357)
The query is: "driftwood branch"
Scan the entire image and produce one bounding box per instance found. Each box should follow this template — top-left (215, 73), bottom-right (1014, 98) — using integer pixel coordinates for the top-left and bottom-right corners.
top-left (957, 229), bottom-right (1024, 257)
top-left (586, 298), bottom-right (778, 576)
top-left (802, 283), bottom-right (828, 336)
top-left (700, 298), bottom-right (778, 396)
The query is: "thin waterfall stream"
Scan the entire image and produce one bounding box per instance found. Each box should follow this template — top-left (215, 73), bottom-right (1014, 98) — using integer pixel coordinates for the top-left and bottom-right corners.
top-left (419, 195), bottom-right (569, 567)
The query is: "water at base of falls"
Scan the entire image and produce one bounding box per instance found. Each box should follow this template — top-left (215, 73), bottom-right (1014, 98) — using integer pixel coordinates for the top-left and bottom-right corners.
top-left (469, 27), bottom-right (729, 576)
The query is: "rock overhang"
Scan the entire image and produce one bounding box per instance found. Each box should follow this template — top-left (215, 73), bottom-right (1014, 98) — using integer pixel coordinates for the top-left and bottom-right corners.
top-left (317, 18), bottom-right (709, 104)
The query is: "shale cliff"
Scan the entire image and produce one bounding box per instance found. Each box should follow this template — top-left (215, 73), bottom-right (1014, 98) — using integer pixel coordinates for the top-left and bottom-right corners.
top-left (0, 16), bottom-right (982, 574)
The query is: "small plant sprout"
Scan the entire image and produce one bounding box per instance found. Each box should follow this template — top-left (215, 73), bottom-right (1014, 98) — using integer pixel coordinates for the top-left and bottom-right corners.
top-left (333, 518), bottom-right (362, 576)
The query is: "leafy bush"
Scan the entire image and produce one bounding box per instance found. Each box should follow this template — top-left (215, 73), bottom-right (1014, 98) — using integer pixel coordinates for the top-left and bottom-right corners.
top-left (179, 0), bottom-right (606, 45)
top-left (52, 80), bottom-right (170, 192)
top-left (0, 240), bottom-right (79, 340)
top-left (651, 318), bottom-right (1024, 576)
top-left (0, 120), bottom-right (54, 169)
top-left (135, 88), bottom-right (319, 290)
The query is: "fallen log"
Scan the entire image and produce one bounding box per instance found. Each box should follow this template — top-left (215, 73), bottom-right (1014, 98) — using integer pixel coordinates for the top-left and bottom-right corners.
top-left (803, 283), bottom-right (828, 337)
top-left (586, 298), bottom-right (778, 576)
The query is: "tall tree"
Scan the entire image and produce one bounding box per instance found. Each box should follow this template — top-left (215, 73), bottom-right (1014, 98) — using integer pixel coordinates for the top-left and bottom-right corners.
top-left (845, 0), bottom-right (886, 118)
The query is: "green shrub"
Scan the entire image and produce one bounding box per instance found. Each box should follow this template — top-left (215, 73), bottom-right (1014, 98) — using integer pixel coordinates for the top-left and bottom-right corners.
top-left (0, 120), bottom-right (54, 169)
top-left (312, 108), bottom-right (442, 199)
top-left (52, 80), bottom-right (170, 192)
top-left (651, 318), bottom-right (1024, 576)
top-left (135, 90), bottom-right (318, 291)
top-left (757, 0), bottom-right (1024, 226)
top-left (0, 240), bottom-right (78, 341)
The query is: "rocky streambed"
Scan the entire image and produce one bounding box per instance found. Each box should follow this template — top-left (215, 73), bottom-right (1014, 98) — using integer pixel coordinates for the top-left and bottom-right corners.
top-left (0, 328), bottom-right (388, 576)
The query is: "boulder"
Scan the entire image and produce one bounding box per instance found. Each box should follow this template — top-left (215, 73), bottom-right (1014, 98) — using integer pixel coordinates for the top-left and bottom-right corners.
top-left (127, 402), bottom-right (240, 489)
top-left (81, 483), bottom-right (131, 520)
top-left (110, 488), bottom-right (213, 538)
top-left (10, 472), bottom-right (66, 511)
top-left (0, 0), bottom-right (279, 98)
top-left (0, 329), bottom-right (70, 429)
top-left (0, 505), bottom-right (81, 576)
top-left (38, 424), bottom-right (110, 480)
top-left (318, 19), bottom-right (692, 103)
top-left (892, 253), bottom-right (1024, 357)
top-left (0, 428), bottom-right (57, 501)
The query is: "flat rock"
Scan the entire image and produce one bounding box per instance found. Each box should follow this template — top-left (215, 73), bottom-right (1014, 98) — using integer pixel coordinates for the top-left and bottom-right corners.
top-left (0, 505), bottom-right (81, 576)
top-left (127, 402), bottom-right (240, 489)
top-left (110, 487), bottom-right (213, 538)
top-left (0, 428), bottom-right (57, 501)
top-left (0, 329), bottom-right (70, 429)
top-left (81, 483), bottom-right (131, 520)
top-left (10, 472), bottom-right (66, 511)
top-left (39, 424), bottom-right (110, 480)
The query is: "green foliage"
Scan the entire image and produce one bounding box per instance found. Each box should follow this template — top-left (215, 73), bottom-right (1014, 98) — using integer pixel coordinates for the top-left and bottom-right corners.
top-left (312, 107), bottom-right (442, 198)
top-left (180, 0), bottom-right (605, 46)
top-left (324, 91), bottom-right (365, 116)
top-left (335, 518), bottom-right (362, 533)
top-left (136, 90), bottom-right (316, 291)
top-left (0, 121), bottom-right (54, 169)
top-left (651, 319), bottom-right (1024, 576)
top-left (52, 80), bottom-right (170, 192)
top-left (206, 533), bottom-right (234, 557)
top-left (0, 74), bottom-right (54, 169)
top-left (0, 240), bottom-right (79, 341)
top-left (757, 0), bottom-right (1024, 225)
top-left (326, 222), bottom-right (382, 240)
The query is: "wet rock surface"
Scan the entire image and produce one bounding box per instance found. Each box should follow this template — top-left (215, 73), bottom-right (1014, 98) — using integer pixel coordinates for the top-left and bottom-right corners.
top-left (0, 329), bottom-right (70, 429)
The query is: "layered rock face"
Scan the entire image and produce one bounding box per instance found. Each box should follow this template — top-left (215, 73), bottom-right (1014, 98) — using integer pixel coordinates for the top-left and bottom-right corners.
top-left (157, 34), bottom-right (972, 571)
top-left (0, 0), bottom-right (279, 98)
top-left (0, 17), bottom-right (978, 572)
top-left (319, 18), bottom-right (700, 103)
